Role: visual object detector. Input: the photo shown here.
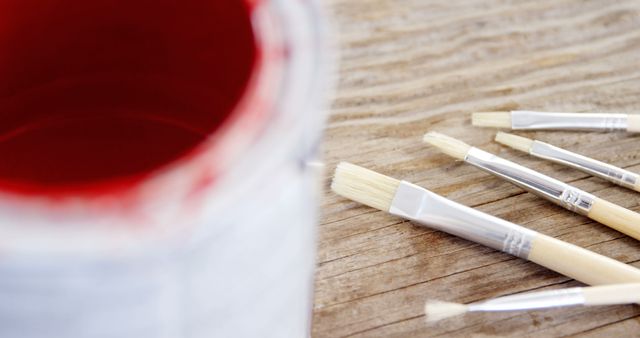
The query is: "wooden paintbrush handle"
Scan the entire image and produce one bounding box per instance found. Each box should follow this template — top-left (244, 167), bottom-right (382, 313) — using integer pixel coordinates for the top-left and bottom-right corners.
top-left (583, 284), bottom-right (640, 305)
top-left (588, 199), bottom-right (640, 241)
top-left (527, 234), bottom-right (640, 285)
top-left (627, 115), bottom-right (640, 133)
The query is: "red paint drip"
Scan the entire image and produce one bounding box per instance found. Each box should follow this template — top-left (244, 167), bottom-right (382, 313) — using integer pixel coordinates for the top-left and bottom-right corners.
top-left (0, 0), bottom-right (256, 195)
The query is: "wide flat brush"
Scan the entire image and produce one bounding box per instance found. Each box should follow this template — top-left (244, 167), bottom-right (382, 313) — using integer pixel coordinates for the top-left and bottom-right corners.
top-left (331, 162), bottom-right (640, 286)
top-left (472, 111), bottom-right (640, 132)
top-left (425, 283), bottom-right (640, 322)
top-left (423, 132), bottom-right (640, 241)
top-left (496, 132), bottom-right (640, 193)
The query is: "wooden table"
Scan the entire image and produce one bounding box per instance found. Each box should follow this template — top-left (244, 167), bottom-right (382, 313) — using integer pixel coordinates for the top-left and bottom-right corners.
top-left (312, 1), bottom-right (640, 336)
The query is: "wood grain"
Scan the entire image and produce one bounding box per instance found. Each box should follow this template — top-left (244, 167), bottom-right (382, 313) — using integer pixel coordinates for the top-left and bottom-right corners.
top-left (312, 0), bottom-right (640, 336)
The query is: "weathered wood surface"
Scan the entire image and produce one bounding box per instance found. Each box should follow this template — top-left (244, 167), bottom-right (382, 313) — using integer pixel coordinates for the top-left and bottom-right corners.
top-left (312, 0), bottom-right (640, 336)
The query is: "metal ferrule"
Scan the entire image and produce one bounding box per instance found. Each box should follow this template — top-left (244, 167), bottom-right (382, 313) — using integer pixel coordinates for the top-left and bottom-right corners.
top-left (530, 141), bottom-right (639, 190)
top-left (465, 148), bottom-right (595, 215)
top-left (468, 287), bottom-right (585, 312)
top-left (388, 181), bottom-right (536, 259)
top-left (511, 111), bottom-right (628, 131)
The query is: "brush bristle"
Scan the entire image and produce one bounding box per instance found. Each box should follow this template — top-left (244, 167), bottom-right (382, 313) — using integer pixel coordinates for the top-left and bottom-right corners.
top-left (423, 132), bottom-right (472, 160)
top-left (424, 301), bottom-right (469, 322)
top-left (472, 112), bottom-right (512, 128)
top-left (331, 162), bottom-right (400, 212)
top-left (495, 132), bottom-right (534, 153)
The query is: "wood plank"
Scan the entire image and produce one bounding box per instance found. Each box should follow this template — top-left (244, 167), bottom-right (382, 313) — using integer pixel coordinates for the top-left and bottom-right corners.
top-left (313, 0), bottom-right (640, 336)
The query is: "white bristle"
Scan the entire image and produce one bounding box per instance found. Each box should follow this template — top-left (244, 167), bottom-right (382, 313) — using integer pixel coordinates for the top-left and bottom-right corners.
top-left (422, 132), bottom-right (472, 160)
top-left (424, 301), bottom-right (469, 322)
top-left (495, 132), bottom-right (534, 153)
top-left (472, 112), bottom-right (512, 128)
top-left (331, 162), bottom-right (400, 212)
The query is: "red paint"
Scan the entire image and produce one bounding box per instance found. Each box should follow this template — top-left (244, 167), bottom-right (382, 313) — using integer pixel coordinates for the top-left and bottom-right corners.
top-left (0, 0), bottom-right (257, 195)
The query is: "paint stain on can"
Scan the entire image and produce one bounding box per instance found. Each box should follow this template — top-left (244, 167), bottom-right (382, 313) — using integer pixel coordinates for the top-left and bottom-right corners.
top-left (0, 0), bottom-right (257, 195)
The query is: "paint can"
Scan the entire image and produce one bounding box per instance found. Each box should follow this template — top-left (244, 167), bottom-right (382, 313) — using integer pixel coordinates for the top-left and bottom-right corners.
top-left (0, 0), bottom-right (329, 337)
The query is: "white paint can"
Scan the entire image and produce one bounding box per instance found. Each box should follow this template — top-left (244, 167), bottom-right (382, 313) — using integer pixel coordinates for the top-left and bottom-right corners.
top-left (0, 0), bottom-right (329, 336)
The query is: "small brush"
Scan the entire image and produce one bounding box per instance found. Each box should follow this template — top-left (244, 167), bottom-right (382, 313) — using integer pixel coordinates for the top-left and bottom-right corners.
top-left (425, 283), bottom-right (640, 322)
top-left (472, 111), bottom-right (640, 132)
top-left (331, 162), bottom-right (640, 286)
top-left (495, 132), bottom-right (640, 193)
top-left (423, 132), bottom-right (640, 242)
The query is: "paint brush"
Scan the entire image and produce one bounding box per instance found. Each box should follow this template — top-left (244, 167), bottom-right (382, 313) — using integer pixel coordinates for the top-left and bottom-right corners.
top-left (495, 132), bottom-right (640, 193)
top-left (424, 283), bottom-right (640, 322)
top-left (331, 162), bottom-right (640, 286)
top-left (472, 111), bottom-right (640, 132)
top-left (423, 132), bottom-right (640, 241)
